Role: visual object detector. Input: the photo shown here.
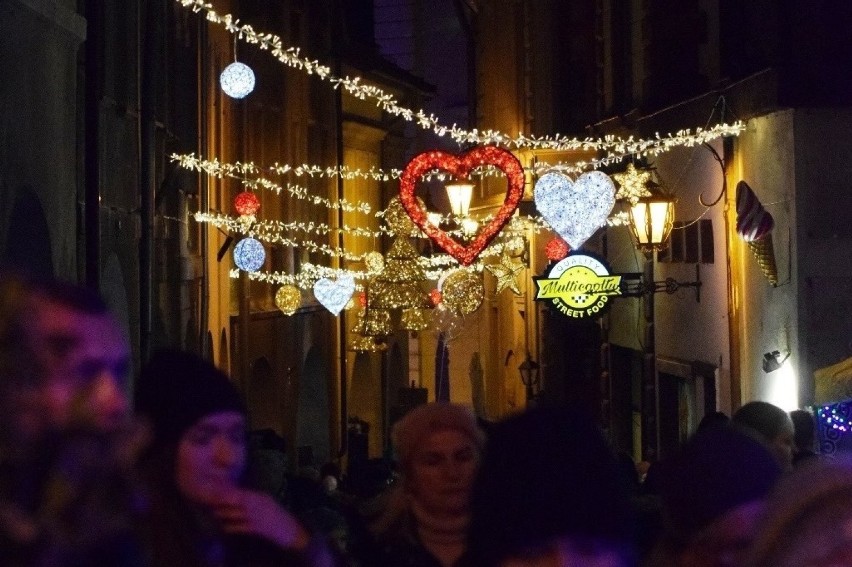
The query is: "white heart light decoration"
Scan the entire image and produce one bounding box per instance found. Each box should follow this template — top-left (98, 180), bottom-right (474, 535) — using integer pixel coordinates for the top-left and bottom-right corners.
top-left (313, 274), bottom-right (355, 316)
top-left (533, 171), bottom-right (616, 249)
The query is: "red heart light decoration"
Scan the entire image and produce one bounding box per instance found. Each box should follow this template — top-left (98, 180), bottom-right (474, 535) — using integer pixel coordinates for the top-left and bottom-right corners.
top-left (399, 146), bottom-right (525, 266)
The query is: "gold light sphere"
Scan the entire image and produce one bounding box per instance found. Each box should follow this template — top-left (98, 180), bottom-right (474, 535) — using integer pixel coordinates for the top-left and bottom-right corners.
top-left (442, 269), bottom-right (484, 316)
top-left (275, 285), bottom-right (302, 315)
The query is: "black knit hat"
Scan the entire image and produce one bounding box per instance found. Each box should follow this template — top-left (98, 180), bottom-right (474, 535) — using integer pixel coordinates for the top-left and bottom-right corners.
top-left (657, 425), bottom-right (781, 545)
top-left (134, 349), bottom-right (245, 449)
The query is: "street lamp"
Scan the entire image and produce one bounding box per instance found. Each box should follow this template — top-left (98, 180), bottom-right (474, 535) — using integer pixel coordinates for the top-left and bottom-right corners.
top-left (445, 181), bottom-right (474, 218)
top-left (518, 352), bottom-right (540, 403)
top-left (628, 196), bottom-right (675, 254)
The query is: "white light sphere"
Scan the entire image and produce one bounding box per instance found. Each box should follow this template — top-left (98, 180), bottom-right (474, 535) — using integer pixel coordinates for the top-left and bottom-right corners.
top-left (233, 237), bottom-right (265, 272)
top-left (220, 62), bottom-right (256, 99)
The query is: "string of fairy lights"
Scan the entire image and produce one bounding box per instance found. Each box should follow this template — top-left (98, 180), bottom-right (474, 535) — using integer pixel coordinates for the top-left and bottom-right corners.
top-left (176, 0), bottom-right (746, 314)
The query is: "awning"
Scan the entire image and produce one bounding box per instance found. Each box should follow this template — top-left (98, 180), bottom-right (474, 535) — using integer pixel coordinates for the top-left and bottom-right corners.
top-left (814, 357), bottom-right (852, 405)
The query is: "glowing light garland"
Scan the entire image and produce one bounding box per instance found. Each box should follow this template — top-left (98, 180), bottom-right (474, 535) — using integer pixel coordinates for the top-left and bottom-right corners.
top-left (176, 0), bottom-right (744, 153)
top-left (819, 404), bottom-right (852, 434)
top-left (174, 153), bottom-right (372, 213)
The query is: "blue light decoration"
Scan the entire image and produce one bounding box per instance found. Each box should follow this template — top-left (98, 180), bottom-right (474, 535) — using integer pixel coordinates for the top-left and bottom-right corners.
top-left (219, 61), bottom-right (256, 99)
top-left (233, 237), bottom-right (265, 272)
top-left (817, 401), bottom-right (852, 455)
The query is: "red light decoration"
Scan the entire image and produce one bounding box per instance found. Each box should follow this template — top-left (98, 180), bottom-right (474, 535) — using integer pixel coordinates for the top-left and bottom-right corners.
top-left (429, 288), bottom-right (443, 306)
top-left (545, 237), bottom-right (571, 261)
top-left (358, 291), bottom-right (368, 308)
top-left (234, 191), bottom-right (260, 216)
top-left (399, 146), bottom-right (525, 266)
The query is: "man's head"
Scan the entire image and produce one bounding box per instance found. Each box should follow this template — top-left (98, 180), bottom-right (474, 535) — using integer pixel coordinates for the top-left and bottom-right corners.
top-left (25, 279), bottom-right (131, 433)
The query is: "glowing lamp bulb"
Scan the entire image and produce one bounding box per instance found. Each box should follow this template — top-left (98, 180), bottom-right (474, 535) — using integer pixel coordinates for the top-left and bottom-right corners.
top-left (233, 237), bottom-right (265, 272)
top-left (220, 62), bottom-right (256, 99)
top-left (234, 191), bottom-right (260, 216)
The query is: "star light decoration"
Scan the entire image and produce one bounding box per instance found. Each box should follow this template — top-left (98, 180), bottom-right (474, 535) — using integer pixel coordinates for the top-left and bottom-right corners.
top-left (485, 255), bottom-right (525, 295)
top-left (399, 146), bottom-right (524, 266)
top-left (612, 163), bottom-right (653, 204)
top-left (233, 237), bottom-right (265, 272)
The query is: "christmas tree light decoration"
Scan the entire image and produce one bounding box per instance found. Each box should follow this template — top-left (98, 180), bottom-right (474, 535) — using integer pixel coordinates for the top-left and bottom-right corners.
top-left (485, 254), bottom-right (525, 295)
top-left (534, 170), bottom-right (616, 250)
top-left (220, 61), bottom-right (255, 99)
top-left (383, 196), bottom-right (424, 237)
top-left (429, 288), bottom-right (443, 306)
top-left (234, 191), bottom-right (261, 216)
top-left (274, 285), bottom-right (301, 315)
top-left (313, 274), bottom-right (355, 316)
top-left (441, 269), bottom-right (484, 316)
top-left (233, 237), bottom-right (266, 272)
top-left (364, 251), bottom-right (385, 275)
top-left (372, 237), bottom-right (427, 310)
top-left (349, 334), bottom-right (389, 353)
top-left (400, 307), bottom-right (430, 331)
top-left (612, 163), bottom-right (652, 204)
top-left (361, 307), bottom-right (393, 337)
top-left (545, 237), bottom-right (571, 261)
top-left (400, 146), bottom-right (525, 266)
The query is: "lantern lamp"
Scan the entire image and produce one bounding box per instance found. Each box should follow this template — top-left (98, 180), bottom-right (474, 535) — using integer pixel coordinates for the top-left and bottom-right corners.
top-left (445, 181), bottom-right (474, 217)
top-left (628, 196), bottom-right (675, 253)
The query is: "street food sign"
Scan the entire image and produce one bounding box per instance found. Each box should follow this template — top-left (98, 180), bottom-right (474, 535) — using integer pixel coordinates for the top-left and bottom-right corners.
top-left (534, 252), bottom-right (622, 319)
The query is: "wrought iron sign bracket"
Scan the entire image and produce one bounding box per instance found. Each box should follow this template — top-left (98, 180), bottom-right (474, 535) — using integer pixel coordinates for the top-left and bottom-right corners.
top-left (619, 264), bottom-right (702, 303)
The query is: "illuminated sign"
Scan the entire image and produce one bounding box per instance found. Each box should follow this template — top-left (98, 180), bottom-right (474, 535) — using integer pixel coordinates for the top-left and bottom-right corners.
top-left (534, 252), bottom-right (622, 319)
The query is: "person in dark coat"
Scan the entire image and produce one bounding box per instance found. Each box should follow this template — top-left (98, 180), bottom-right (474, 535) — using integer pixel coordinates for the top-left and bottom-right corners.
top-left (352, 402), bottom-right (485, 567)
top-left (135, 349), bottom-right (335, 567)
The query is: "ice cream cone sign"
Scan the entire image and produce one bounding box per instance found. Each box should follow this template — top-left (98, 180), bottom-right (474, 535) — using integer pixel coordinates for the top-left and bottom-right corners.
top-left (735, 181), bottom-right (778, 286)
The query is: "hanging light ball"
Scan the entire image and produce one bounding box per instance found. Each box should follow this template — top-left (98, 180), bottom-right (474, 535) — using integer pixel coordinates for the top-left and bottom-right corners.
top-left (220, 61), bottom-right (256, 99)
top-left (233, 237), bottom-right (265, 272)
top-left (442, 269), bottom-right (483, 316)
top-left (429, 288), bottom-right (443, 306)
top-left (358, 291), bottom-right (368, 308)
top-left (234, 191), bottom-right (261, 216)
top-left (364, 251), bottom-right (385, 275)
top-left (275, 285), bottom-right (301, 315)
top-left (503, 234), bottom-right (526, 258)
top-left (545, 237), bottom-right (571, 261)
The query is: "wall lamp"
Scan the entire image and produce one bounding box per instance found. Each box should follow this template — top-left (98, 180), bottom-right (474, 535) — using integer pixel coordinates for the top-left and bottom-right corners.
top-left (628, 195), bottom-right (675, 254)
top-left (445, 181), bottom-right (474, 218)
top-left (762, 350), bottom-right (790, 374)
top-left (518, 352), bottom-right (540, 403)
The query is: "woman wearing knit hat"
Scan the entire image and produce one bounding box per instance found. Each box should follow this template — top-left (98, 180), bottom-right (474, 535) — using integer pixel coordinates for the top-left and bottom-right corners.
top-left (134, 349), bottom-right (335, 567)
top-left (352, 402), bottom-right (485, 567)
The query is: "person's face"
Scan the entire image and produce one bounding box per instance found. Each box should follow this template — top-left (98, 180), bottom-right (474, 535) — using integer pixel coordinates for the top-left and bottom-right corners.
top-left (29, 298), bottom-right (131, 432)
top-left (770, 419), bottom-right (795, 471)
top-left (407, 428), bottom-right (479, 515)
top-left (175, 411), bottom-right (247, 506)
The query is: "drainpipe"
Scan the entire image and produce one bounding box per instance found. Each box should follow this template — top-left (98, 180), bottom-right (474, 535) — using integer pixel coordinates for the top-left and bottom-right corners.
top-left (198, 15), bottom-right (210, 357)
top-left (335, 59), bottom-right (348, 459)
top-left (83, 0), bottom-right (102, 288)
top-left (139, 0), bottom-right (157, 361)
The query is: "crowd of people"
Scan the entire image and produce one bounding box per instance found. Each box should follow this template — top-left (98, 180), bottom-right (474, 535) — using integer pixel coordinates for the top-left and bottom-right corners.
top-left (2, 271), bottom-right (851, 566)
